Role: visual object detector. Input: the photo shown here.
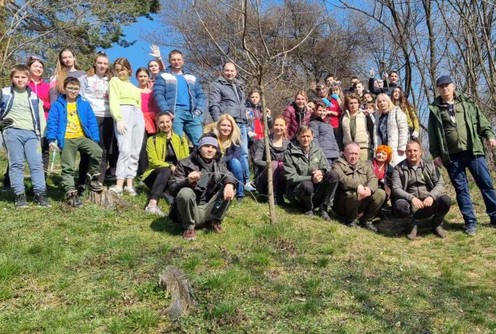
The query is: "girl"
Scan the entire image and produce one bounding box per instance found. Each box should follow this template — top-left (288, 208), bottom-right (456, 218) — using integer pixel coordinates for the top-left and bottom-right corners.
top-left (375, 93), bottom-right (408, 166)
top-left (282, 90), bottom-right (311, 140)
top-left (49, 48), bottom-right (85, 103)
top-left (78, 51), bottom-right (115, 187)
top-left (108, 58), bottom-right (144, 196)
top-left (391, 87), bottom-right (420, 139)
top-left (252, 116), bottom-right (290, 205)
top-left (142, 112), bottom-right (189, 216)
top-left (147, 59), bottom-right (162, 86)
top-left (245, 88), bottom-right (271, 142)
top-left (215, 114), bottom-right (247, 203)
top-left (136, 67), bottom-right (160, 176)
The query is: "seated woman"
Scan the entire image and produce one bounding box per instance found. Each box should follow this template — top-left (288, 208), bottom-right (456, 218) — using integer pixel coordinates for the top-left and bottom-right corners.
top-left (375, 93), bottom-right (408, 166)
top-left (215, 114), bottom-right (249, 203)
top-left (371, 145), bottom-right (393, 200)
top-left (142, 112), bottom-right (189, 216)
top-left (252, 116), bottom-right (290, 205)
top-left (283, 126), bottom-right (339, 220)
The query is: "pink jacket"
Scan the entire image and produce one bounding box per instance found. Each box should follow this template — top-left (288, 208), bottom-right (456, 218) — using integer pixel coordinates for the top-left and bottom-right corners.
top-left (28, 80), bottom-right (50, 119)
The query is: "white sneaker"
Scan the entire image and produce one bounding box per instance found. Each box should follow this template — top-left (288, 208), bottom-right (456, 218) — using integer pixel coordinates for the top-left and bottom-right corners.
top-left (123, 186), bottom-right (137, 197)
top-left (109, 185), bottom-right (123, 196)
top-left (144, 205), bottom-right (165, 217)
top-left (244, 181), bottom-right (256, 192)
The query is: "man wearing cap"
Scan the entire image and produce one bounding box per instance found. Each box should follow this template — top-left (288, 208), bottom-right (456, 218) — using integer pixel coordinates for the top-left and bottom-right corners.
top-left (428, 75), bottom-right (496, 235)
top-left (392, 140), bottom-right (451, 240)
top-left (168, 133), bottom-right (237, 240)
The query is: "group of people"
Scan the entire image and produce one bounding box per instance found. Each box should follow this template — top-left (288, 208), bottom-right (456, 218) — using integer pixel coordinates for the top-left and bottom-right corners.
top-left (1, 46), bottom-right (496, 241)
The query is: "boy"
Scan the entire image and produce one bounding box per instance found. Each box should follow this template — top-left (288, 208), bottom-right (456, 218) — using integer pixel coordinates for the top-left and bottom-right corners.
top-left (309, 100), bottom-right (340, 166)
top-left (46, 77), bottom-right (103, 207)
top-left (0, 64), bottom-right (48, 207)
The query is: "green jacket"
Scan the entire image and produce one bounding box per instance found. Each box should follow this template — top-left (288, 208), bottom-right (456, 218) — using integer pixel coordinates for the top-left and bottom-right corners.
top-left (142, 132), bottom-right (190, 181)
top-left (283, 141), bottom-right (329, 192)
top-left (428, 93), bottom-right (495, 165)
top-left (332, 157), bottom-right (378, 194)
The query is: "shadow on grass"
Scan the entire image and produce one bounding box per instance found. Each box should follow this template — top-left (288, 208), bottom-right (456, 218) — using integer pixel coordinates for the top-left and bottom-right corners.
top-left (150, 215), bottom-right (183, 236)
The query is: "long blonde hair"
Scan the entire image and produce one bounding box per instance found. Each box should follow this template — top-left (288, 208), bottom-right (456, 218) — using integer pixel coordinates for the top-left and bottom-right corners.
top-left (52, 48), bottom-right (82, 94)
top-left (215, 114), bottom-right (241, 151)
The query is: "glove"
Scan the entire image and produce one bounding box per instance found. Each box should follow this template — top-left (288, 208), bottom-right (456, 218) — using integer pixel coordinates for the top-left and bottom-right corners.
top-left (248, 131), bottom-right (256, 138)
top-left (48, 142), bottom-right (59, 152)
top-left (411, 131), bottom-right (419, 139)
top-left (149, 44), bottom-right (162, 59)
top-left (0, 118), bottom-right (13, 129)
top-left (116, 120), bottom-right (127, 135)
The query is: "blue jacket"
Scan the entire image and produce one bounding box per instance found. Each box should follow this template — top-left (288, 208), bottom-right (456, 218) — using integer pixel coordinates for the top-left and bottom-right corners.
top-left (0, 86), bottom-right (43, 136)
top-left (46, 95), bottom-right (99, 149)
top-left (153, 66), bottom-right (206, 115)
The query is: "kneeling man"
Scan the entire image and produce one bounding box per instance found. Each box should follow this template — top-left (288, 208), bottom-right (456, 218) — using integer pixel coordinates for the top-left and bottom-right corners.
top-left (168, 133), bottom-right (237, 240)
top-left (392, 140), bottom-right (451, 240)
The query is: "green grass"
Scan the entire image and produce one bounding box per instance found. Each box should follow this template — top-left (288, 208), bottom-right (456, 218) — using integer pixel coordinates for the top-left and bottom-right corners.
top-left (1, 153), bottom-right (496, 333)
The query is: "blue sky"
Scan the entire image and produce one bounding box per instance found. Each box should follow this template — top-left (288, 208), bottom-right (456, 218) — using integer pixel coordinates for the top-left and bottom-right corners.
top-left (104, 15), bottom-right (172, 84)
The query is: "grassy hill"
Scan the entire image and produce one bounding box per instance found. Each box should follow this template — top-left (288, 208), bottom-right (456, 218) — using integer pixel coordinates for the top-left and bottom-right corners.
top-left (0, 153), bottom-right (495, 333)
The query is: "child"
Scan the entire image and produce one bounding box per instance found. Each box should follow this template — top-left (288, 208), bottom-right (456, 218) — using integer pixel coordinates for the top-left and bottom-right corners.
top-left (108, 58), bottom-right (144, 196)
top-left (0, 64), bottom-right (48, 207)
top-left (49, 48), bottom-right (86, 104)
top-left (309, 100), bottom-right (340, 166)
top-left (46, 77), bottom-right (103, 207)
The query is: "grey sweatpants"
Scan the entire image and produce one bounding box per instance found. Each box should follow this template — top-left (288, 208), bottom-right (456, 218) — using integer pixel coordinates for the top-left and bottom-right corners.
top-left (114, 105), bottom-right (145, 180)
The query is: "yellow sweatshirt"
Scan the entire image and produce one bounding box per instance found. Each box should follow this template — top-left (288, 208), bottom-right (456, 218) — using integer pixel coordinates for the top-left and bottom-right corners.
top-left (109, 77), bottom-right (141, 121)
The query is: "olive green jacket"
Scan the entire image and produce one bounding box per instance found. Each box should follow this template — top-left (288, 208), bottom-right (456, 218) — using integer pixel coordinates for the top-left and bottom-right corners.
top-left (428, 93), bottom-right (495, 165)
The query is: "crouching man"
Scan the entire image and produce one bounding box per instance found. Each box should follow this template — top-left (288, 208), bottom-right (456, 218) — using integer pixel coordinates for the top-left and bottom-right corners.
top-left (168, 133), bottom-right (237, 240)
top-left (332, 142), bottom-right (386, 232)
top-left (392, 140), bottom-right (451, 240)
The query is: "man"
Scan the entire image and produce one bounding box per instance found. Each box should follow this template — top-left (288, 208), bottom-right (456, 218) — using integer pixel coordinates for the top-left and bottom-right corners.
top-left (153, 50), bottom-right (206, 146)
top-left (208, 62), bottom-right (252, 191)
top-left (332, 142), bottom-right (386, 232)
top-left (168, 133), bottom-right (237, 241)
top-left (392, 140), bottom-right (451, 240)
top-left (428, 75), bottom-right (496, 235)
top-left (368, 70), bottom-right (399, 95)
top-left (284, 126), bottom-right (339, 221)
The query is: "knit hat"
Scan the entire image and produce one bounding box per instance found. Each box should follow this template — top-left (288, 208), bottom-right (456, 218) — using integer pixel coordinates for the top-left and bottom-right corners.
top-left (198, 135), bottom-right (219, 150)
top-left (375, 145), bottom-right (393, 164)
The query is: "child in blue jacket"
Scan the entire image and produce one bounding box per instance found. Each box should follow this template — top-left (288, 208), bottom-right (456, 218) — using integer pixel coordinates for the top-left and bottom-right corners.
top-left (46, 77), bottom-right (102, 207)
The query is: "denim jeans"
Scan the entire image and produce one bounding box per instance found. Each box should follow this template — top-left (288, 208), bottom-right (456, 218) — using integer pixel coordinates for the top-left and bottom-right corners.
top-left (229, 158), bottom-right (244, 198)
top-left (237, 123), bottom-right (250, 181)
top-left (446, 151), bottom-right (496, 224)
top-left (172, 107), bottom-right (203, 146)
top-left (3, 128), bottom-right (46, 195)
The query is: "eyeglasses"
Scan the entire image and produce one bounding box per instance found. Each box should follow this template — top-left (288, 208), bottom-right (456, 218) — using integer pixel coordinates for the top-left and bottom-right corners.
top-left (66, 87), bottom-right (80, 92)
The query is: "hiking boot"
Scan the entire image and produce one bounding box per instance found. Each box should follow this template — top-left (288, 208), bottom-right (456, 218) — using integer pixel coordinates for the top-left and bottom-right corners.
top-left (363, 220), bottom-right (378, 233)
top-left (87, 174), bottom-right (104, 192)
top-left (319, 210), bottom-right (331, 222)
top-left (144, 205), bottom-right (165, 217)
top-left (123, 186), bottom-right (137, 197)
top-left (407, 225), bottom-right (418, 240)
top-left (34, 192), bottom-right (51, 207)
top-left (346, 219), bottom-right (359, 228)
top-left (210, 221), bottom-right (223, 234)
top-left (15, 193), bottom-right (28, 208)
top-left (465, 223), bottom-right (477, 236)
top-left (66, 191), bottom-right (83, 208)
top-left (183, 229), bottom-right (196, 241)
top-left (434, 225), bottom-right (447, 239)
top-left (304, 209), bottom-right (314, 217)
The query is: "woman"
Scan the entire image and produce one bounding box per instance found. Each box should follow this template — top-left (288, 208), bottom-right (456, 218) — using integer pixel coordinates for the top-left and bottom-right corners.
top-left (215, 114), bottom-right (248, 203)
top-left (391, 87), bottom-right (420, 139)
top-left (108, 58), bottom-right (145, 196)
top-left (340, 93), bottom-right (374, 161)
top-left (147, 59), bottom-right (163, 88)
top-left (136, 67), bottom-right (160, 176)
top-left (142, 112), bottom-right (189, 216)
top-left (252, 116), bottom-right (290, 205)
top-left (282, 90), bottom-right (311, 140)
top-left (283, 126), bottom-right (339, 220)
top-left (78, 52), bottom-right (115, 189)
top-left (371, 145), bottom-right (393, 200)
top-left (375, 93), bottom-right (408, 166)
top-left (49, 48), bottom-right (86, 103)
